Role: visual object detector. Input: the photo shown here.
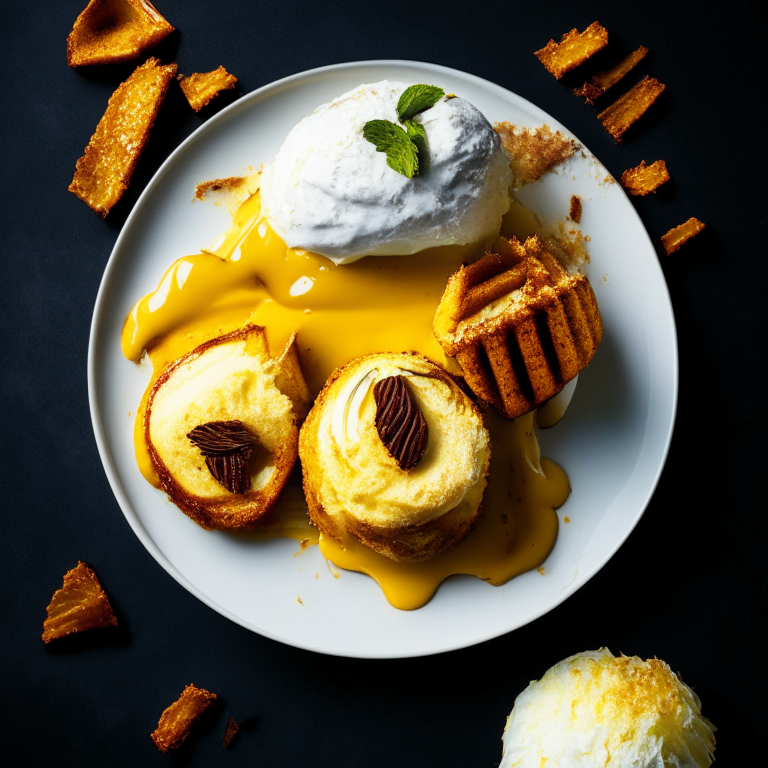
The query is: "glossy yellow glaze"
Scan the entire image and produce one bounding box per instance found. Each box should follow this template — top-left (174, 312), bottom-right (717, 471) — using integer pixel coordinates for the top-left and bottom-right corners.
top-left (121, 188), bottom-right (568, 607)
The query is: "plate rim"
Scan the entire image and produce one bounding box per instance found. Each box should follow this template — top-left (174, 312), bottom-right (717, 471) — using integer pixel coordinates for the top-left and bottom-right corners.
top-left (88, 59), bottom-right (678, 658)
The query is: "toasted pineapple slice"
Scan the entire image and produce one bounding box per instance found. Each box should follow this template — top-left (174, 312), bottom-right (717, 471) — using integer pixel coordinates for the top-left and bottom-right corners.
top-left (67, 0), bottom-right (173, 68)
top-left (42, 561), bottom-right (117, 643)
top-left (69, 57), bottom-right (177, 216)
top-left (151, 684), bottom-right (217, 753)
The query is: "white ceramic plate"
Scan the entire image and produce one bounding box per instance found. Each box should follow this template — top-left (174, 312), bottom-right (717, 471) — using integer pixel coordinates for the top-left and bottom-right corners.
top-left (89, 61), bottom-right (677, 658)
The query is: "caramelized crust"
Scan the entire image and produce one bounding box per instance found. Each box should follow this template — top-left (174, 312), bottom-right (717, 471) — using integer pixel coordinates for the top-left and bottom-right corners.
top-left (433, 237), bottom-right (602, 420)
top-left (145, 325), bottom-right (310, 531)
top-left (620, 160), bottom-right (670, 196)
top-left (42, 562), bottom-right (117, 643)
top-left (597, 76), bottom-right (665, 143)
top-left (494, 123), bottom-right (579, 187)
top-left (574, 46), bottom-right (649, 105)
top-left (69, 57), bottom-right (177, 216)
top-left (179, 66), bottom-right (238, 112)
top-left (151, 684), bottom-right (217, 753)
top-left (67, 0), bottom-right (174, 67)
top-left (661, 218), bottom-right (705, 255)
top-left (534, 22), bottom-right (609, 79)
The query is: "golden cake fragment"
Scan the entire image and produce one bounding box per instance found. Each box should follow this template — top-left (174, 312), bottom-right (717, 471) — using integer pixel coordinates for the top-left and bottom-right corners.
top-left (145, 324), bottom-right (310, 531)
top-left (573, 46), bottom-right (649, 104)
top-left (69, 57), bottom-right (177, 216)
top-left (300, 353), bottom-right (490, 562)
top-left (179, 66), bottom-right (238, 112)
top-left (494, 123), bottom-right (578, 187)
top-left (597, 75), bottom-right (666, 143)
top-left (42, 561), bottom-right (117, 643)
top-left (433, 236), bottom-right (602, 420)
top-left (67, 0), bottom-right (174, 67)
top-left (661, 217), bottom-right (705, 255)
top-left (621, 159), bottom-right (670, 196)
top-left (500, 649), bottom-right (716, 768)
top-left (534, 22), bottom-right (608, 79)
top-left (151, 684), bottom-right (217, 753)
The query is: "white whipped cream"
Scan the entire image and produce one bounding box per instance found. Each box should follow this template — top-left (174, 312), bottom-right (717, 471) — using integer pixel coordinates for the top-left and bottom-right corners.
top-left (260, 81), bottom-right (513, 264)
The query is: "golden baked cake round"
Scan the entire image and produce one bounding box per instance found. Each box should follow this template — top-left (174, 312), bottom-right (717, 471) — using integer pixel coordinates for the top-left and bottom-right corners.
top-left (299, 353), bottom-right (491, 562)
top-left (433, 235), bottom-right (602, 420)
top-left (145, 324), bottom-right (310, 531)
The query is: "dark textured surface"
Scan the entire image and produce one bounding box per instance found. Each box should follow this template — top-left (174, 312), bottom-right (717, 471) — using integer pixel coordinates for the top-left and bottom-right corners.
top-left (1, 1), bottom-right (764, 764)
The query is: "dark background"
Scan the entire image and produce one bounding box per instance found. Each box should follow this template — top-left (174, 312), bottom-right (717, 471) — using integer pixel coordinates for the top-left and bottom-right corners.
top-left (2, 0), bottom-right (764, 764)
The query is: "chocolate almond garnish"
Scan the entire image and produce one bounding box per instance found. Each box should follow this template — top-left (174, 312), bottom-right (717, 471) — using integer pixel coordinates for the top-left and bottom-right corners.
top-left (188, 420), bottom-right (256, 494)
top-left (373, 375), bottom-right (428, 470)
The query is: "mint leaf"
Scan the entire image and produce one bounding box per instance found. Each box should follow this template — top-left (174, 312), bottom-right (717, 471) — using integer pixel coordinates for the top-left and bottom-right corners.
top-left (396, 84), bottom-right (445, 122)
top-left (363, 119), bottom-right (419, 178)
top-left (404, 120), bottom-right (429, 172)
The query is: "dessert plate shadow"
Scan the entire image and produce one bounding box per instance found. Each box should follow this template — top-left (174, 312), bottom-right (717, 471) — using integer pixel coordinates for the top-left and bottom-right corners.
top-left (89, 60), bottom-right (677, 658)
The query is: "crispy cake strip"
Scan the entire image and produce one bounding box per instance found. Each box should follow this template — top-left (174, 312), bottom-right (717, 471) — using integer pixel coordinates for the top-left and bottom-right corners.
top-left (661, 218), bottom-right (705, 255)
top-left (67, 0), bottom-right (174, 67)
top-left (42, 561), bottom-right (117, 643)
top-left (534, 22), bottom-right (609, 79)
top-left (597, 76), bottom-right (665, 142)
top-left (151, 684), bottom-right (217, 753)
top-left (69, 57), bottom-right (177, 216)
top-left (179, 66), bottom-right (238, 112)
top-left (574, 46), bottom-right (649, 104)
top-left (620, 160), bottom-right (670, 195)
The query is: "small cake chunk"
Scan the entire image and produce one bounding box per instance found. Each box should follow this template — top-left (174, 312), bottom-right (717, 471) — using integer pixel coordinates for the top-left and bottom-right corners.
top-left (661, 218), bottom-right (705, 255)
top-left (534, 22), bottom-right (609, 79)
top-left (574, 46), bottom-right (649, 105)
top-left (42, 561), bottom-right (117, 644)
top-left (569, 195), bottom-right (582, 223)
top-left (494, 123), bottom-right (578, 187)
top-left (179, 66), bottom-right (238, 112)
top-left (151, 684), bottom-right (217, 753)
top-left (222, 716), bottom-right (240, 748)
top-left (620, 160), bottom-right (670, 195)
top-left (69, 57), bottom-right (177, 216)
top-left (67, 0), bottom-right (174, 68)
top-left (597, 76), bottom-right (665, 143)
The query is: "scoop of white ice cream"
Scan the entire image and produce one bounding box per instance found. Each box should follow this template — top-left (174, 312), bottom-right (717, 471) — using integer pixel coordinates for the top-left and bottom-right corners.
top-left (259, 81), bottom-right (513, 264)
top-left (500, 649), bottom-right (716, 768)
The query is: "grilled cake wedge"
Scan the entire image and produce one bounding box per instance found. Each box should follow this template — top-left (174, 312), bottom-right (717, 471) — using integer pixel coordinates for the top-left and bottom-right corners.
top-left (433, 236), bottom-right (602, 419)
top-left (145, 325), bottom-right (310, 531)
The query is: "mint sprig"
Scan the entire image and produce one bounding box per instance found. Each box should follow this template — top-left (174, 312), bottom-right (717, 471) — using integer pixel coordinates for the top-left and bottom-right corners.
top-left (403, 120), bottom-right (429, 172)
top-left (362, 120), bottom-right (419, 178)
top-left (362, 84), bottom-right (447, 178)
top-left (397, 84), bottom-right (445, 122)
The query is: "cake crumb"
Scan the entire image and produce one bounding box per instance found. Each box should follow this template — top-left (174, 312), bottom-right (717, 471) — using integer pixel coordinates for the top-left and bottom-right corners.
top-left (569, 195), bottom-right (582, 224)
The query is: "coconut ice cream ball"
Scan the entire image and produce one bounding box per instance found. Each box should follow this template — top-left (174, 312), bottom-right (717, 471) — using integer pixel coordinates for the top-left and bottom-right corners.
top-left (259, 81), bottom-right (513, 264)
top-left (501, 649), bottom-right (715, 768)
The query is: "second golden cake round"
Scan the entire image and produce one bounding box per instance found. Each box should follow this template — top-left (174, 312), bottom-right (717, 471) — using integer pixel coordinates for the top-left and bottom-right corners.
top-left (300, 353), bottom-right (491, 562)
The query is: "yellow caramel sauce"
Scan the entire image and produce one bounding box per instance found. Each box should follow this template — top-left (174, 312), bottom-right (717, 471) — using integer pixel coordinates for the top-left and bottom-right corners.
top-left (121, 189), bottom-right (570, 609)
